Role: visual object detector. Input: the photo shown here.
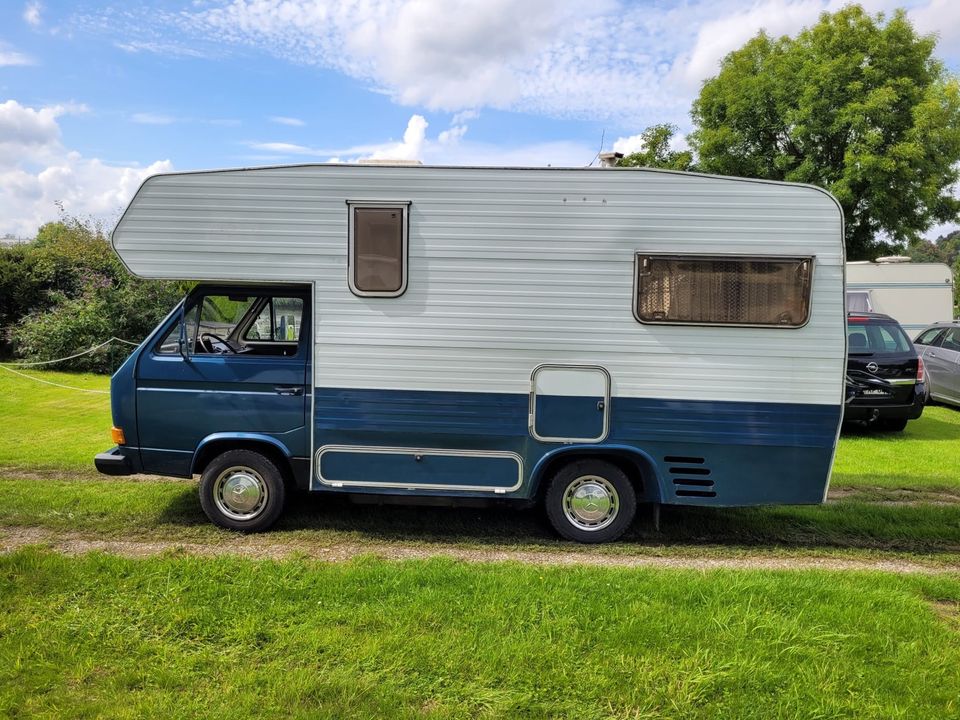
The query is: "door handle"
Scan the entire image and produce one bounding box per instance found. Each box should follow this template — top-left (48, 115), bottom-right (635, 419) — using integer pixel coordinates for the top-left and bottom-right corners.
top-left (929, 353), bottom-right (937, 358)
top-left (274, 385), bottom-right (304, 396)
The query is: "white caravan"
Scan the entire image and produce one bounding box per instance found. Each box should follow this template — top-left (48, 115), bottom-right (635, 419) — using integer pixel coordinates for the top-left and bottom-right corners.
top-left (96, 164), bottom-right (847, 542)
top-left (846, 258), bottom-right (954, 334)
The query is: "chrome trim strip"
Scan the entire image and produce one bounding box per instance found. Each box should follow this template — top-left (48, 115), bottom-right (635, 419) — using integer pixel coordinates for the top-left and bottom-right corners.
top-left (314, 444), bottom-right (524, 493)
top-left (528, 363), bottom-right (611, 444)
top-left (847, 282), bottom-right (953, 289)
top-left (884, 378), bottom-right (918, 386)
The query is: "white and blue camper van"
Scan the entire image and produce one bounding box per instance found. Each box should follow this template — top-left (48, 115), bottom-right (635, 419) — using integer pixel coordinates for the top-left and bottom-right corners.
top-left (95, 164), bottom-right (847, 542)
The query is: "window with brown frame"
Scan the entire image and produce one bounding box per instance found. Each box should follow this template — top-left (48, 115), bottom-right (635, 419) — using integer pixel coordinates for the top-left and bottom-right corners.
top-left (349, 204), bottom-right (408, 297)
top-left (634, 254), bottom-right (813, 327)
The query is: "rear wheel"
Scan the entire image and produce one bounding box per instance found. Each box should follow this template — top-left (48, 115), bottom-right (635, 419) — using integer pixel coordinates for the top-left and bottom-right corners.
top-left (879, 418), bottom-right (908, 432)
top-left (544, 459), bottom-right (637, 543)
top-left (199, 449), bottom-right (286, 531)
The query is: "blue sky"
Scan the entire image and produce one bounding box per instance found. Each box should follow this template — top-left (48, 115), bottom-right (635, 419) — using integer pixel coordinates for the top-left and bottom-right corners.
top-left (1, 0), bottom-right (958, 238)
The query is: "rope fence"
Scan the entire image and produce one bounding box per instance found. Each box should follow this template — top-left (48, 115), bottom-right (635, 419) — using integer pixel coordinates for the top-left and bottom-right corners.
top-left (0, 337), bottom-right (140, 395)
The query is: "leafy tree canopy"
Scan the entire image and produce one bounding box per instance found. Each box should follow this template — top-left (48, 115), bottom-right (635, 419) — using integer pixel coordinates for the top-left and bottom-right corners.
top-left (619, 124), bottom-right (695, 171)
top-left (0, 217), bottom-right (187, 371)
top-left (689, 5), bottom-right (960, 260)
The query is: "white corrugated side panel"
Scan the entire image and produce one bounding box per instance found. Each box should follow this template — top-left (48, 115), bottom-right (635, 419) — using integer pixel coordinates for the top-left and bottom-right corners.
top-left (113, 165), bottom-right (845, 405)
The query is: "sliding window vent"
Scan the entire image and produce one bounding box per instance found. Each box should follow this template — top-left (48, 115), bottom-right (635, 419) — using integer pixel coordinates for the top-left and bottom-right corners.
top-left (664, 456), bottom-right (716, 498)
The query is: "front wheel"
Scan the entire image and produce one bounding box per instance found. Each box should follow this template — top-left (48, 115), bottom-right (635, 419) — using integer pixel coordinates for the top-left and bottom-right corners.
top-left (199, 449), bottom-right (286, 531)
top-left (545, 459), bottom-right (637, 543)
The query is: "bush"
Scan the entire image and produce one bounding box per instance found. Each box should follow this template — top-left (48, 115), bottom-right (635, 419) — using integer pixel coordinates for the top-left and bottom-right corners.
top-left (2, 217), bottom-right (186, 373)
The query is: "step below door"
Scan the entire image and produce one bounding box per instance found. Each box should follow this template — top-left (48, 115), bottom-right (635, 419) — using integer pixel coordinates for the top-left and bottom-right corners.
top-left (530, 364), bottom-right (610, 443)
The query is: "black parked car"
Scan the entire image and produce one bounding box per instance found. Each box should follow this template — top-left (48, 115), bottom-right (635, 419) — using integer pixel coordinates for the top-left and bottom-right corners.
top-left (844, 311), bottom-right (926, 431)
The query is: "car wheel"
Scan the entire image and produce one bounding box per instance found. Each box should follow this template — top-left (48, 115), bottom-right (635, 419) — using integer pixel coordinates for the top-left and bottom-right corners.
top-left (199, 449), bottom-right (286, 531)
top-left (878, 418), bottom-right (908, 432)
top-left (544, 459), bottom-right (637, 543)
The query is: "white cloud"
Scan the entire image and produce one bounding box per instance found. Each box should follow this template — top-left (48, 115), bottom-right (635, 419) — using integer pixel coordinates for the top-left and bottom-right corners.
top-left (23, 1), bottom-right (42, 27)
top-left (269, 115), bottom-right (305, 127)
top-left (367, 114), bottom-right (428, 160)
top-left (79, 0), bottom-right (956, 128)
top-left (909, 0), bottom-right (960, 61)
top-left (0, 42), bottom-right (35, 67)
top-left (612, 133), bottom-right (646, 157)
top-left (114, 40), bottom-right (210, 58)
top-left (612, 128), bottom-right (690, 157)
top-left (86, 0), bottom-right (690, 125)
top-left (248, 113), bottom-right (594, 167)
top-left (131, 112), bottom-right (176, 125)
top-left (0, 100), bottom-right (171, 237)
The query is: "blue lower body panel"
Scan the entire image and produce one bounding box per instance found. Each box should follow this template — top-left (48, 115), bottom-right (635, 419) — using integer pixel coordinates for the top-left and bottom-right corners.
top-left (312, 388), bottom-right (841, 506)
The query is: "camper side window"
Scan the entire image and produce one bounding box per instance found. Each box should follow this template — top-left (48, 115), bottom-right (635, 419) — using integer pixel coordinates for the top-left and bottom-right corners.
top-left (634, 254), bottom-right (813, 327)
top-left (348, 203), bottom-right (409, 297)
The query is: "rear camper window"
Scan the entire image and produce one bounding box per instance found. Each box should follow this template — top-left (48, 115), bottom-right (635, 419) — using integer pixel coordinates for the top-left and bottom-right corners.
top-left (348, 203), bottom-right (409, 297)
top-left (634, 255), bottom-right (813, 327)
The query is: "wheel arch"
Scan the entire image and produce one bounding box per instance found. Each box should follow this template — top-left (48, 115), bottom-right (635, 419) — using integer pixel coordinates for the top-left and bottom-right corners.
top-left (192, 433), bottom-right (295, 486)
top-left (528, 444), bottom-right (663, 503)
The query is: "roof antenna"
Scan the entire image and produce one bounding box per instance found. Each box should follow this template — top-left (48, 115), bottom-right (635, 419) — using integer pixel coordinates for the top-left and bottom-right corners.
top-left (588, 129), bottom-right (606, 167)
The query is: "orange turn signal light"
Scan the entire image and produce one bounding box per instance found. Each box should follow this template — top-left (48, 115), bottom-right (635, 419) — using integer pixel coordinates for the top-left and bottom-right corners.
top-left (111, 426), bottom-right (126, 445)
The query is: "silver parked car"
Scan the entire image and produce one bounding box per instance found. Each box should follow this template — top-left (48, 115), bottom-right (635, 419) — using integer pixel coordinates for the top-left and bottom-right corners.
top-left (913, 322), bottom-right (960, 407)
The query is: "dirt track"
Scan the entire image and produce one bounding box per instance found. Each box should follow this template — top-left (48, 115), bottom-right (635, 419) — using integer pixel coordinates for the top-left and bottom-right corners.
top-left (3, 526), bottom-right (959, 575)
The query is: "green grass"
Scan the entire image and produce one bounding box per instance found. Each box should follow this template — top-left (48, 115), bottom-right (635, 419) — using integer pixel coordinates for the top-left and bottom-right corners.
top-left (1, 548), bottom-right (958, 719)
top-left (833, 405), bottom-right (960, 490)
top-left (0, 367), bottom-right (110, 472)
top-left (2, 375), bottom-right (960, 717)
top-left (3, 475), bottom-right (960, 558)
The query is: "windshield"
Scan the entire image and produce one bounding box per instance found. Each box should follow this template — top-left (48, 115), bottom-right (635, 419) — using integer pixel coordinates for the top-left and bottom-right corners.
top-left (847, 320), bottom-right (912, 354)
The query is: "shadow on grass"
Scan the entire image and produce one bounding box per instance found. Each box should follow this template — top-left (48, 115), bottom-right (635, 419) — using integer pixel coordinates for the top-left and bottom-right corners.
top-left (156, 486), bottom-right (960, 554)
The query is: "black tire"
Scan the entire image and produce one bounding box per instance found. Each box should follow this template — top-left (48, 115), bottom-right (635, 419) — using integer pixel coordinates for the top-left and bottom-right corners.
top-left (879, 418), bottom-right (908, 432)
top-left (544, 459), bottom-right (637, 543)
top-left (199, 449), bottom-right (286, 531)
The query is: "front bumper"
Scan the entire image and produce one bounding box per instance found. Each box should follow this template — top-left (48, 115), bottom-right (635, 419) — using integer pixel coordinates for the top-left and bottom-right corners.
top-left (94, 446), bottom-right (134, 476)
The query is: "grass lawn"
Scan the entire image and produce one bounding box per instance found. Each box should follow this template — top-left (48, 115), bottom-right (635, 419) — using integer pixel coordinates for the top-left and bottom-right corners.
top-left (2, 548), bottom-right (959, 719)
top-left (833, 405), bottom-right (960, 491)
top-left (1, 374), bottom-right (960, 717)
top-left (0, 368), bottom-right (110, 472)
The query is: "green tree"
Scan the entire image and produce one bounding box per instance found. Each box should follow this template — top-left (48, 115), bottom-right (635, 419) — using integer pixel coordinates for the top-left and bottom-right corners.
top-left (619, 124), bottom-right (695, 171)
top-left (2, 217), bottom-right (187, 371)
top-left (690, 6), bottom-right (960, 260)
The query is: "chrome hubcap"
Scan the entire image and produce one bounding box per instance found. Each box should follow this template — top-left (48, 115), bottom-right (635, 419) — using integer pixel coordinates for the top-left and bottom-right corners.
top-left (213, 466), bottom-right (268, 521)
top-left (562, 475), bottom-right (619, 531)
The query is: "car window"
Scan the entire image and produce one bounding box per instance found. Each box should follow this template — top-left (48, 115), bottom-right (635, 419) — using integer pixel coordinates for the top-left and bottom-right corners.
top-left (244, 297), bottom-right (304, 341)
top-left (156, 304), bottom-right (199, 355)
top-left (914, 328), bottom-right (945, 347)
top-left (847, 321), bottom-right (912, 354)
top-left (943, 328), bottom-right (960, 352)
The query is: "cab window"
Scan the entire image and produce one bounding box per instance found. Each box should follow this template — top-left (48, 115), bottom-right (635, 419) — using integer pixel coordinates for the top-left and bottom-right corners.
top-left (155, 292), bottom-right (306, 357)
top-left (245, 298), bottom-right (304, 342)
top-left (156, 304), bottom-right (199, 355)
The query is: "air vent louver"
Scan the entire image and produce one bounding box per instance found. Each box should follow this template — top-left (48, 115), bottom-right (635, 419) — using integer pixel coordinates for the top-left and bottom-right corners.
top-left (666, 456), bottom-right (716, 498)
